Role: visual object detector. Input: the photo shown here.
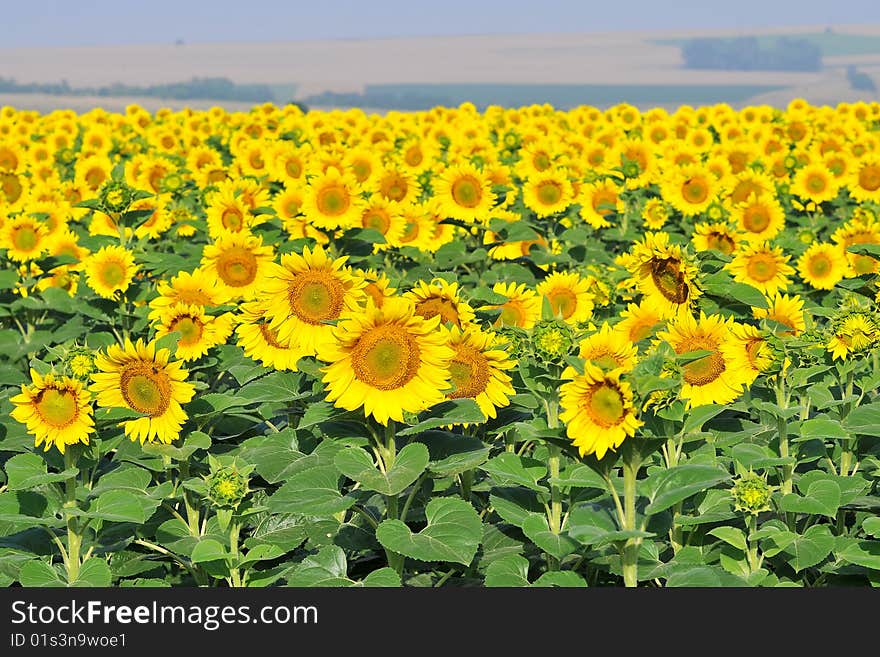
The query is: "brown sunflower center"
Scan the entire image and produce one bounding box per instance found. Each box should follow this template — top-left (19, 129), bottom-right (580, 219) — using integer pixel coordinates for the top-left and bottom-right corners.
top-left (12, 225), bottom-right (39, 252)
top-left (537, 181), bottom-right (563, 206)
top-left (447, 345), bottom-right (490, 399)
top-left (221, 207), bottom-right (245, 231)
top-left (363, 210), bottom-right (391, 234)
top-left (287, 272), bottom-right (345, 325)
top-left (380, 174), bottom-right (408, 202)
top-left (351, 160), bottom-right (371, 182)
top-left (1, 172), bottom-right (23, 202)
top-left (34, 387), bottom-right (79, 428)
top-left (399, 219), bottom-right (420, 243)
top-left (97, 260), bottom-right (126, 288)
top-left (405, 146), bottom-right (423, 167)
top-left (316, 184), bottom-right (350, 216)
top-left (680, 342), bottom-right (725, 386)
top-left (285, 159), bottom-right (303, 178)
top-left (216, 247), bottom-right (258, 288)
top-left (705, 232), bottom-right (736, 255)
top-left (175, 288), bottom-right (213, 305)
top-left (649, 257), bottom-right (689, 304)
top-left (497, 301), bottom-right (525, 327)
top-left (170, 315), bottom-right (204, 347)
top-left (351, 325), bottom-right (421, 390)
top-left (806, 173), bottom-right (827, 194)
top-left (592, 190), bottom-right (618, 215)
top-left (85, 167), bottom-right (107, 190)
top-left (586, 383), bottom-right (625, 427)
top-left (807, 253), bottom-right (832, 278)
top-left (585, 349), bottom-right (622, 371)
top-left (682, 177), bottom-right (709, 204)
top-left (451, 176), bottom-right (482, 208)
top-left (858, 165), bottom-right (880, 192)
top-left (745, 254), bottom-right (779, 283)
top-left (742, 206), bottom-right (770, 233)
top-left (120, 364), bottom-right (171, 416)
top-left (414, 297), bottom-right (460, 326)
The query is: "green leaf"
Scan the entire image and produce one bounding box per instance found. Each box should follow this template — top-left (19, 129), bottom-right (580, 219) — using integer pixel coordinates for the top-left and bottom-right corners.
top-left (843, 403), bottom-right (880, 437)
top-left (782, 525), bottom-right (834, 573)
top-left (532, 571), bottom-right (587, 587)
top-left (267, 466), bottom-right (355, 516)
top-left (521, 514), bottom-right (578, 559)
top-left (71, 558), bottom-right (112, 587)
top-left (665, 565), bottom-right (749, 587)
top-left (835, 538), bottom-right (880, 570)
top-left (237, 371), bottom-right (305, 403)
top-left (238, 544), bottom-right (286, 567)
top-left (88, 490), bottom-right (154, 524)
top-left (286, 545), bottom-right (350, 587)
top-left (567, 503), bottom-right (619, 545)
top-left (361, 568), bottom-right (401, 587)
top-left (703, 274), bottom-right (768, 308)
top-left (18, 560), bottom-right (65, 587)
top-left (333, 443), bottom-right (428, 495)
top-left (424, 433), bottom-right (491, 477)
top-left (0, 268), bottom-right (19, 289)
top-left (800, 417), bottom-right (850, 440)
top-left (645, 464), bottom-right (731, 515)
top-left (298, 401), bottom-right (344, 428)
top-left (489, 489), bottom-right (543, 529)
top-left (397, 399), bottom-right (485, 436)
top-left (550, 464), bottom-right (607, 490)
top-left (484, 554), bottom-right (530, 587)
top-left (244, 514), bottom-right (307, 553)
top-left (375, 498), bottom-right (482, 565)
top-left (778, 480), bottom-right (841, 518)
top-left (863, 517), bottom-right (880, 538)
top-left (5, 453), bottom-right (77, 491)
top-left (683, 405), bottom-right (727, 433)
top-left (480, 453), bottom-right (548, 493)
top-left (190, 539), bottom-right (229, 564)
top-left (708, 526), bottom-right (748, 552)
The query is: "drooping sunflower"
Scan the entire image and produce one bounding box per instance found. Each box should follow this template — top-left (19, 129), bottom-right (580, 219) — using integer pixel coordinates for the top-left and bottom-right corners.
top-left (91, 338), bottom-right (195, 444)
top-left (625, 231), bottom-right (701, 319)
top-left (10, 369), bottom-right (94, 454)
top-left (1, 215), bottom-right (48, 261)
top-left (523, 168), bottom-right (573, 218)
top-left (84, 245), bottom-right (138, 299)
top-left (571, 322), bottom-right (638, 373)
top-left (732, 194), bottom-right (786, 242)
top-left (797, 242), bottom-right (846, 290)
top-left (262, 244), bottom-right (366, 358)
top-left (792, 163), bottom-right (840, 204)
top-left (200, 233), bottom-right (275, 302)
top-left (487, 281), bottom-right (542, 330)
top-left (443, 325), bottom-right (515, 421)
top-left (753, 292), bottom-right (806, 336)
top-left (301, 167), bottom-right (364, 231)
top-left (726, 242), bottom-right (794, 296)
top-left (536, 271), bottom-right (595, 324)
top-left (153, 304), bottom-right (235, 361)
top-left (432, 162), bottom-right (494, 223)
top-left (404, 278), bottom-right (476, 328)
top-left (727, 323), bottom-right (775, 383)
top-left (827, 312), bottom-right (878, 360)
top-left (559, 364), bottom-right (642, 460)
top-left (657, 312), bottom-right (749, 408)
top-left (321, 297), bottom-right (455, 425)
top-left (235, 300), bottom-right (304, 371)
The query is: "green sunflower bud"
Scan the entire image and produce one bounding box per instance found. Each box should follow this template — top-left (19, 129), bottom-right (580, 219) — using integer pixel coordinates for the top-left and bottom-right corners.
top-left (64, 346), bottom-right (96, 380)
top-left (98, 179), bottom-right (134, 214)
top-left (205, 462), bottom-right (252, 510)
top-left (731, 471), bottom-right (773, 515)
top-left (531, 319), bottom-right (577, 362)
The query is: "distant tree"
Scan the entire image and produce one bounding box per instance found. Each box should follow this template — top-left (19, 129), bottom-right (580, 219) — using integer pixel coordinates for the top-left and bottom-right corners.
top-left (847, 66), bottom-right (877, 92)
top-left (681, 36), bottom-right (822, 72)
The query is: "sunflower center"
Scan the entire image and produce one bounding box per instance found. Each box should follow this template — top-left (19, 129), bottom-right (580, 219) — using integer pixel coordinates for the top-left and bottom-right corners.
top-left (586, 350), bottom-right (622, 370)
top-left (284, 199), bottom-right (301, 217)
top-left (285, 159), bottom-right (303, 178)
top-left (681, 345), bottom-right (725, 386)
top-left (120, 365), bottom-right (171, 416)
top-left (806, 173), bottom-right (827, 193)
top-left (592, 191), bottom-right (618, 215)
top-left (706, 232), bottom-right (736, 255)
top-left (497, 301), bottom-right (525, 327)
top-left (1, 173), bottom-right (23, 202)
top-left (745, 254), bottom-right (779, 282)
top-left (98, 260), bottom-right (126, 288)
top-left (414, 297), bottom-right (460, 326)
top-left (537, 182), bottom-right (563, 206)
top-left (649, 257), bottom-right (689, 304)
top-left (170, 316), bottom-right (204, 347)
top-left (288, 273), bottom-right (344, 325)
top-left (586, 383), bottom-right (625, 427)
top-left (351, 325), bottom-right (421, 390)
top-left (363, 210), bottom-right (390, 234)
top-left (351, 160), bottom-right (371, 182)
top-left (400, 219), bottom-right (420, 243)
top-left (216, 247), bottom-right (258, 287)
top-left (743, 206), bottom-right (770, 233)
top-left (447, 345), bottom-right (490, 399)
top-left (316, 185), bottom-right (350, 216)
top-left (451, 176), bottom-right (482, 208)
top-left (808, 254), bottom-right (832, 278)
top-left (745, 338), bottom-right (769, 369)
top-left (682, 178), bottom-right (709, 204)
top-left (12, 225), bottom-right (39, 252)
top-left (859, 165), bottom-right (880, 192)
top-left (546, 287), bottom-right (578, 320)
top-left (381, 175), bottom-right (408, 201)
top-left (176, 288), bottom-right (213, 305)
top-left (86, 168), bottom-right (107, 190)
top-left (258, 322), bottom-right (287, 349)
top-left (405, 147), bottom-right (423, 166)
top-left (221, 208), bottom-right (244, 231)
top-left (34, 387), bottom-right (79, 428)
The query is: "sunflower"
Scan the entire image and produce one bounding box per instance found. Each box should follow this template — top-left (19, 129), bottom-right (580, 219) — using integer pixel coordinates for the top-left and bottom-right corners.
top-left (831, 215), bottom-right (880, 276)
top-left (91, 338), bottom-right (195, 444)
top-left (374, 166), bottom-right (418, 205)
top-left (355, 268), bottom-right (398, 308)
top-left (662, 164), bottom-right (719, 216)
top-left (797, 242), bottom-right (846, 290)
top-left (301, 167), bottom-right (364, 231)
top-left (487, 281), bottom-right (542, 330)
top-left (523, 169), bottom-right (573, 218)
top-left (536, 272), bottom-right (595, 324)
top-left (262, 244), bottom-right (366, 357)
top-left (657, 312), bottom-right (748, 408)
top-left (692, 221), bottom-right (738, 255)
top-left (236, 300), bottom-right (304, 371)
top-left (626, 231), bottom-right (701, 319)
top-left (358, 197), bottom-right (405, 247)
top-left (10, 370), bottom-right (94, 454)
top-left (792, 163), bottom-right (840, 204)
top-left (321, 297), bottom-right (454, 425)
top-left (827, 313), bottom-right (878, 360)
top-left (200, 233), bottom-right (275, 302)
top-left (642, 198), bottom-right (669, 230)
top-left (205, 189), bottom-right (255, 239)
top-left (443, 325), bottom-right (515, 421)
top-left (727, 242), bottom-right (793, 296)
top-left (559, 364), bottom-right (642, 460)
top-left (727, 323), bottom-right (774, 382)
top-left (432, 162), bottom-right (494, 223)
top-left (571, 322), bottom-right (638, 373)
top-left (847, 155), bottom-right (880, 203)
top-left (1, 215), bottom-right (48, 261)
top-left (148, 268), bottom-right (224, 322)
top-left (404, 278), bottom-right (476, 328)
top-left (732, 194), bottom-right (785, 242)
top-left (577, 178), bottom-right (623, 229)
top-left (396, 201), bottom-right (437, 252)
top-left (753, 293), bottom-right (806, 336)
top-left (614, 301), bottom-right (665, 345)
top-left (154, 304), bottom-right (234, 361)
top-left (84, 245), bottom-right (138, 299)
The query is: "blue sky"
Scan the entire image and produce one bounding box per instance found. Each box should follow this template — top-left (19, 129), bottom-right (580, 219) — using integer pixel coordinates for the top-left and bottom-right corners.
top-left (2, 0), bottom-right (880, 47)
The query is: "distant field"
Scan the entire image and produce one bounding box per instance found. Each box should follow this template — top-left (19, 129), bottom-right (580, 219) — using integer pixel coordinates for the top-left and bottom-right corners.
top-left (655, 31), bottom-right (880, 57)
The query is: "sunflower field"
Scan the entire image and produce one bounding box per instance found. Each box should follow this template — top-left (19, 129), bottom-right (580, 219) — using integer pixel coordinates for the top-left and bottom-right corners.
top-left (1, 99), bottom-right (880, 589)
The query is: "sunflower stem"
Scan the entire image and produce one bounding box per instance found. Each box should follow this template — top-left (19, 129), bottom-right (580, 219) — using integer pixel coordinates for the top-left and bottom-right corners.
top-left (621, 443), bottom-right (642, 588)
top-left (381, 421), bottom-right (405, 577)
top-left (745, 513), bottom-right (761, 574)
top-left (178, 460), bottom-right (202, 536)
top-left (63, 448), bottom-right (82, 583)
top-left (228, 520), bottom-right (242, 588)
top-left (774, 376), bottom-right (793, 496)
top-left (839, 370), bottom-right (855, 477)
top-left (459, 469), bottom-right (473, 502)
